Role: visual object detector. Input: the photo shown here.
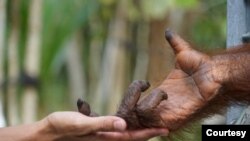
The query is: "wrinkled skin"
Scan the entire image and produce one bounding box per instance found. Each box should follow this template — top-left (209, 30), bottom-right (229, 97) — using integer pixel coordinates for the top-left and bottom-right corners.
top-left (150, 29), bottom-right (222, 130)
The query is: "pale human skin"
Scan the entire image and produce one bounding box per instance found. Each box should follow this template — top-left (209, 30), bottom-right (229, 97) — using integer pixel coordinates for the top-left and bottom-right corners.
top-left (0, 112), bottom-right (169, 141)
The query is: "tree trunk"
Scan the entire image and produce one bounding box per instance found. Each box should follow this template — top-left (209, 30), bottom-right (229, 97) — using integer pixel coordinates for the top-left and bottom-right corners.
top-left (133, 23), bottom-right (150, 81)
top-left (7, 0), bottom-right (20, 126)
top-left (23, 0), bottom-right (42, 123)
top-left (93, 0), bottom-right (128, 114)
top-left (88, 32), bottom-right (102, 106)
top-left (147, 19), bottom-right (174, 87)
top-left (66, 32), bottom-right (86, 107)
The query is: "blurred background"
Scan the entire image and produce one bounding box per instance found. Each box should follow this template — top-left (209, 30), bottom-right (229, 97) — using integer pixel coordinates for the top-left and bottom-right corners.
top-left (0, 0), bottom-right (226, 140)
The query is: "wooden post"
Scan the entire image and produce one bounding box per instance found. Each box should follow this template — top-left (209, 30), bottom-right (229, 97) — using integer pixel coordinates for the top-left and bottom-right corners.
top-left (226, 0), bottom-right (250, 124)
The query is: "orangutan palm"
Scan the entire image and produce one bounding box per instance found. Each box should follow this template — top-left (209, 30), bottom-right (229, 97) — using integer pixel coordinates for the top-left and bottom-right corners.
top-left (135, 29), bottom-right (222, 130)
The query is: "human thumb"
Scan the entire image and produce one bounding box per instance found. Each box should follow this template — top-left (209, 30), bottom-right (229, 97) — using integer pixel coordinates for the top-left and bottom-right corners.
top-left (85, 116), bottom-right (127, 133)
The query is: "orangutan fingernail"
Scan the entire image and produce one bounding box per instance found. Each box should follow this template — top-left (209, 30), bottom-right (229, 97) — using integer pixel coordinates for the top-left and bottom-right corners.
top-left (140, 80), bottom-right (151, 92)
top-left (165, 28), bottom-right (172, 41)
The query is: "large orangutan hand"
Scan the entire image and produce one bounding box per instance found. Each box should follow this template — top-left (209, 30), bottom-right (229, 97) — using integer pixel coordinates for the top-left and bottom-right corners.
top-left (115, 29), bottom-right (224, 131)
top-left (151, 29), bottom-right (223, 130)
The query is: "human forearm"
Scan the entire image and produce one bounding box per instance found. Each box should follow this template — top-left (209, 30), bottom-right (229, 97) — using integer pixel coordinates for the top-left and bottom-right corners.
top-left (0, 119), bottom-right (57, 141)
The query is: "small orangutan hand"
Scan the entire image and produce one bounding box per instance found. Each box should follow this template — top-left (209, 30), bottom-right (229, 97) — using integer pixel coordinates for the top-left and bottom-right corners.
top-left (78, 80), bottom-right (168, 130)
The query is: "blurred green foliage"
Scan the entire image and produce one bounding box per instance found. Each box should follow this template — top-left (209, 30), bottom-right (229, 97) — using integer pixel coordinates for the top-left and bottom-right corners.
top-left (190, 0), bottom-right (226, 50)
top-left (41, 0), bottom-right (98, 77)
top-left (2, 0), bottom-right (226, 141)
top-left (175, 0), bottom-right (198, 8)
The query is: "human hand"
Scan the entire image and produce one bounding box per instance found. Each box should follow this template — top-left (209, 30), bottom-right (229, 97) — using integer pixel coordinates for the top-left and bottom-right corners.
top-left (43, 111), bottom-right (168, 141)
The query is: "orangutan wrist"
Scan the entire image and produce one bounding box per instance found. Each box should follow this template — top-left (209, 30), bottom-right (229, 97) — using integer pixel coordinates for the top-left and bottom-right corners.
top-left (211, 55), bottom-right (231, 85)
top-left (211, 53), bottom-right (250, 91)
